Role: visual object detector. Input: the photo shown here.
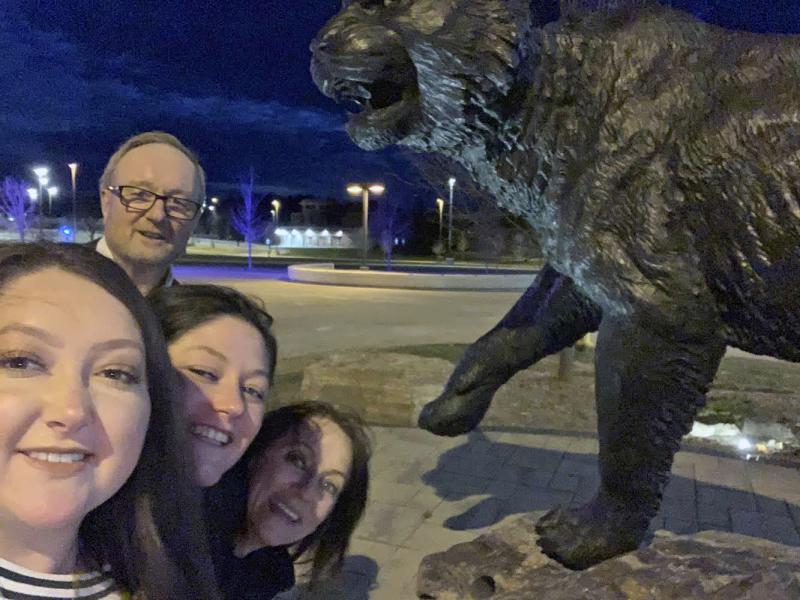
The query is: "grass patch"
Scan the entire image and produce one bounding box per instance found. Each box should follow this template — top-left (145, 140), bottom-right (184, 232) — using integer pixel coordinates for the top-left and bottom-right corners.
top-left (697, 394), bottom-right (755, 427)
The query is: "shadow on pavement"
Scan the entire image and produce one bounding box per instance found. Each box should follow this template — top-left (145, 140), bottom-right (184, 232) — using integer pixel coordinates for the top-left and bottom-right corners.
top-left (421, 431), bottom-right (800, 547)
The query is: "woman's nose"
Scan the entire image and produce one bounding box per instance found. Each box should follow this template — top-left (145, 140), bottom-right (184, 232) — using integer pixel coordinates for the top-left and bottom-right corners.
top-left (208, 379), bottom-right (245, 417)
top-left (43, 374), bottom-right (93, 433)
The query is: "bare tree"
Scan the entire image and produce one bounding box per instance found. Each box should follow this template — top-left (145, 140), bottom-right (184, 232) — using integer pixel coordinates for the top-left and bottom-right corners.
top-left (371, 192), bottom-right (412, 270)
top-left (405, 151), bottom-right (539, 263)
top-left (80, 217), bottom-right (103, 242)
top-left (230, 168), bottom-right (268, 269)
top-left (0, 177), bottom-right (35, 241)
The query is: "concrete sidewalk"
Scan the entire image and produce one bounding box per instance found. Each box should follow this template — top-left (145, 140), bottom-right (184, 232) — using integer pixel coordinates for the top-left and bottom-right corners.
top-left (280, 426), bottom-right (800, 600)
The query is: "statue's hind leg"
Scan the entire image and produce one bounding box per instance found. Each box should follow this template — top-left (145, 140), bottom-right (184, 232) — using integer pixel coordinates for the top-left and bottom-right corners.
top-left (418, 264), bottom-right (602, 436)
top-left (536, 315), bottom-right (725, 569)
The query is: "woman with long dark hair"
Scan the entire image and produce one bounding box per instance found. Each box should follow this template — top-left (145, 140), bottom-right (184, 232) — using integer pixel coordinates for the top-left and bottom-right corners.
top-left (148, 285), bottom-right (371, 599)
top-left (0, 243), bottom-right (219, 599)
top-left (213, 401), bottom-right (372, 599)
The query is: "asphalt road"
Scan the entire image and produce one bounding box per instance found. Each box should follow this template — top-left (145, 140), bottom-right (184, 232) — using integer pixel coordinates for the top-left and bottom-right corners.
top-left (173, 265), bottom-right (778, 363)
top-left (174, 265), bottom-right (520, 358)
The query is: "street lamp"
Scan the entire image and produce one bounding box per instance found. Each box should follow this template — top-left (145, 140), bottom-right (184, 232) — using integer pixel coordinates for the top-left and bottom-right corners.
top-left (32, 166), bottom-right (49, 237)
top-left (27, 188), bottom-right (39, 202)
top-left (347, 183), bottom-right (384, 268)
top-left (47, 186), bottom-right (58, 216)
top-left (436, 197), bottom-right (445, 245)
top-left (271, 199), bottom-right (281, 224)
top-left (68, 162), bottom-right (78, 238)
top-left (270, 209), bottom-right (276, 221)
top-left (447, 176), bottom-right (456, 254)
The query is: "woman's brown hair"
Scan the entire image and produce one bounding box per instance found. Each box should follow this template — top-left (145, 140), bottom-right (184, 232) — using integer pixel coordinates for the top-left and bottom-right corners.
top-left (0, 243), bottom-right (220, 600)
top-left (242, 401), bottom-right (372, 585)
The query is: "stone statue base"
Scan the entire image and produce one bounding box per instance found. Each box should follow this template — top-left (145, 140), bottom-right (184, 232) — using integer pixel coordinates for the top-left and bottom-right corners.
top-left (416, 514), bottom-right (800, 599)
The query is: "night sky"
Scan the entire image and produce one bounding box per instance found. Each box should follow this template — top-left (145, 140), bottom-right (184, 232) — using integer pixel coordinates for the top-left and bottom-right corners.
top-left (1, 1), bottom-right (799, 208)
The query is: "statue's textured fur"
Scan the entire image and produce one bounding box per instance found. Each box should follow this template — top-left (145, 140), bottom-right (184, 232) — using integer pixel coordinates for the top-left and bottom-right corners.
top-left (311, 0), bottom-right (800, 568)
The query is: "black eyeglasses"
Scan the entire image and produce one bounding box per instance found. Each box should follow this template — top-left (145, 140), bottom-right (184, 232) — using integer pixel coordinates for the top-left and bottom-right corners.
top-left (107, 185), bottom-right (203, 221)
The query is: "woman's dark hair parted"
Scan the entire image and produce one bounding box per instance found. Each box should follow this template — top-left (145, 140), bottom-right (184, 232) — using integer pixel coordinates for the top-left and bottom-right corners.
top-left (147, 284), bottom-right (277, 384)
top-left (0, 242), bottom-right (220, 600)
top-left (243, 401), bottom-right (372, 585)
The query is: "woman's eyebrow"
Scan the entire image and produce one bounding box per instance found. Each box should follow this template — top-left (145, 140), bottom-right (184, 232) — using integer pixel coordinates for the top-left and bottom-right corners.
top-left (321, 469), bottom-right (347, 480)
top-left (89, 338), bottom-right (145, 356)
top-left (0, 323), bottom-right (62, 347)
top-left (183, 345), bottom-right (228, 362)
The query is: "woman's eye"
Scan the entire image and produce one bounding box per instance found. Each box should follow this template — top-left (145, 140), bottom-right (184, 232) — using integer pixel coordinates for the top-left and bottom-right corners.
top-left (286, 450), bottom-right (306, 469)
top-left (0, 353), bottom-right (46, 375)
top-left (242, 385), bottom-right (265, 402)
top-left (321, 480), bottom-right (340, 497)
top-left (98, 368), bottom-right (140, 385)
top-left (187, 367), bottom-right (218, 382)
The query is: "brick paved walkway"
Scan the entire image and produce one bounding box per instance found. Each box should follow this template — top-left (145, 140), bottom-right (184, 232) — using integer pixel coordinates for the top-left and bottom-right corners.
top-left (279, 426), bottom-right (800, 600)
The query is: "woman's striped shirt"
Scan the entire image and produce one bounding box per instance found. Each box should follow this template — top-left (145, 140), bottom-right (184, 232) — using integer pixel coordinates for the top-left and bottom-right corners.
top-left (0, 558), bottom-right (122, 600)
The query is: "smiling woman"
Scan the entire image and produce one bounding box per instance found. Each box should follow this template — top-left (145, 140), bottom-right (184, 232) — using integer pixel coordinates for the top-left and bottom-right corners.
top-left (147, 284), bottom-right (277, 488)
top-left (207, 402), bottom-right (372, 600)
top-left (147, 284), bottom-right (284, 598)
top-left (0, 243), bottom-right (220, 599)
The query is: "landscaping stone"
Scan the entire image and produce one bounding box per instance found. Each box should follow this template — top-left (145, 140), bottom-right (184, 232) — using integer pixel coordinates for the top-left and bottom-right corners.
top-left (416, 514), bottom-right (800, 599)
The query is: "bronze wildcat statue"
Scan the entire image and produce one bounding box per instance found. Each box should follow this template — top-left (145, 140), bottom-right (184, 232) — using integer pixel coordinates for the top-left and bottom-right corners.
top-left (311, 0), bottom-right (800, 569)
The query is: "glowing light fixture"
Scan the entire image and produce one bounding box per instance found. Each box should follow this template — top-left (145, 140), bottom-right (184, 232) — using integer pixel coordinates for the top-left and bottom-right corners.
top-left (347, 181), bottom-right (385, 267)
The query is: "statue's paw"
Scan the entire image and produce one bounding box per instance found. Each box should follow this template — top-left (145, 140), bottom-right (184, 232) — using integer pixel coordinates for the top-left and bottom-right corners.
top-left (417, 384), bottom-right (497, 436)
top-left (535, 499), bottom-right (646, 570)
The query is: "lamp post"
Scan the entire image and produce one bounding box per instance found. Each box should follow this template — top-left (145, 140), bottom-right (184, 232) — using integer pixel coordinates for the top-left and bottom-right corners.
top-left (347, 182), bottom-right (385, 268)
top-left (271, 199), bottom-right (281, 225)
top-left (436, 197), bottom-right (444, 245)
top-left (47, 186), bottom-right (58, 216)
top-left (32, 166), bottom-right (49, 238)
top-left (68, 162), bottom-right (78, 239)
top-left (447, 177), bottom-right (456, 254)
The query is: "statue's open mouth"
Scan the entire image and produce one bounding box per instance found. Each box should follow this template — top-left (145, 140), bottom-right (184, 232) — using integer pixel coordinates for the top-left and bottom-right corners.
top-left (311, 45), bottom-right (421, 148)
top-left (332, 77), bottom-right (407, 114)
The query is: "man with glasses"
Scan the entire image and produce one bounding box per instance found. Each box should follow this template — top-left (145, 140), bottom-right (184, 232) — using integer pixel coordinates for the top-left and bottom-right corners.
top-left (94, 131), bottom-right (206, 294)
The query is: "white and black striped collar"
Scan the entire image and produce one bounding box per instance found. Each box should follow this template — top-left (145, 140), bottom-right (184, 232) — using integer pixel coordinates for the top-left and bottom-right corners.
top-left (0, 557), bottom-right (121, 600)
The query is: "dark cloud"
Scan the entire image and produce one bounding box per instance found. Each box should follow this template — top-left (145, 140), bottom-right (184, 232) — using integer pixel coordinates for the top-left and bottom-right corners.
top-left (0, 11), bottom-right (341, 141)
top-left (0, 7), bottom-right (371, 199)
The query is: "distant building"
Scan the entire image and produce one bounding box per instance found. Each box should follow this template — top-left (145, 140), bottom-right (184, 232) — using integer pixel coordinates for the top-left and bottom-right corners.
top-left (272, 227), bottom-right (356, 249)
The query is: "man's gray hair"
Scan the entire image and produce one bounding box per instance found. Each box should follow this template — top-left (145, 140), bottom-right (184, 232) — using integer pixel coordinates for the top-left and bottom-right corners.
top-left (99, 131), bottom-right (206, 201)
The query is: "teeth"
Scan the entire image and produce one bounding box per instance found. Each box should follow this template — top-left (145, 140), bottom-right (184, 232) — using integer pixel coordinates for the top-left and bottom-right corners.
top-left (191, 425), bottom-right (231, 446)
top-left (276, 501), bottom-right (300, 523)
top-left (27, 452), bottom-right (87, 463)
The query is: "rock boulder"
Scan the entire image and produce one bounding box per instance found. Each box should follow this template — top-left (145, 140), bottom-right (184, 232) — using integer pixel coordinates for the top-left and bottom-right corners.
top-left (301, 351), bottom-right (454, 426)
top-left (417, 514), bottom-right (800, 599)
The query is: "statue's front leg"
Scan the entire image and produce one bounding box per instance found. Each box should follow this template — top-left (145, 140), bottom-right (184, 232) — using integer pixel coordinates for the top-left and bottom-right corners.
top-left (536, 315), bottom-right (725, 569)
top-left (418, 264), bottom-right (602, 436)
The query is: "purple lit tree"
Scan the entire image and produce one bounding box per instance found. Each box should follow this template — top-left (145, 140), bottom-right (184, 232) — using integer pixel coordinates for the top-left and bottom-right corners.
top-left (370, 192), bottom-right (411, 271)
top-left (231, 168), bottom-right (269, 269)
top-left (0, 177), bottom-right (35, 242)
